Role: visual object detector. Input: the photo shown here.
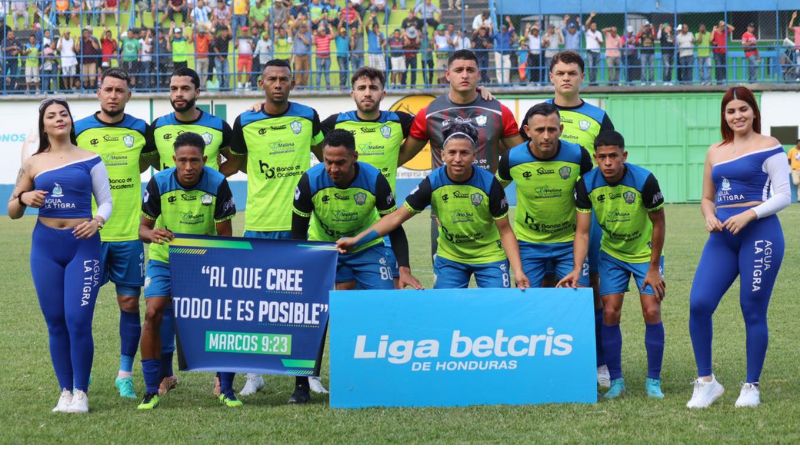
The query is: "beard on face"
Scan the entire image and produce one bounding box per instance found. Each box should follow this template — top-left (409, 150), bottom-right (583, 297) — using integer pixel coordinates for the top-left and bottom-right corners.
top-left (171, 96), bottom-right (197, 113)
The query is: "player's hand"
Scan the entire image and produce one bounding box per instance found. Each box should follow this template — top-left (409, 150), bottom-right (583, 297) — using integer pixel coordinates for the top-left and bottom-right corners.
top-left (704, 214), bottom-right (724, 232)
top-left (149, 228), bottom-right (175, 244)
top-left (722, 209), bottom-right (756, 235)
top-left (515, 272), bottom-right (530, 290)
top-left (555, 270), bottom-right (581, 288)
top-left (397, 266), bottom-right (423, 290)
top-left (335, 237), bottom-right (357, 253)
top-left (247, 101), bottom-right (264, 112)
top-left (476, 86), bottom-right (495, 101)
top-left (641, 268), bottom-right (666, 301)
top-left (73, 219), bottom-right (101, 239)
top-left (21, 190), bottom-right (48, 208)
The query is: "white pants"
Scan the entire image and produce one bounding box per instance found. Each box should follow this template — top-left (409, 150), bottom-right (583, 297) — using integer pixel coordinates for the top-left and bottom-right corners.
top-left (368, 53), bottom-right (386, 71)
top-left (494, 52), bottom-right (511, 85)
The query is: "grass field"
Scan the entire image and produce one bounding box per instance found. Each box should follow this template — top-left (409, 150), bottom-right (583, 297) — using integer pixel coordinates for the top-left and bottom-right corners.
top-left (1, 204), bottom-right (799, 444)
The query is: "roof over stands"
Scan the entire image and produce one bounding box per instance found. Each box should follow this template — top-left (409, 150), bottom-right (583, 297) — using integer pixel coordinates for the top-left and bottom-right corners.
top-left (494, 0), bottom-right (797, 15)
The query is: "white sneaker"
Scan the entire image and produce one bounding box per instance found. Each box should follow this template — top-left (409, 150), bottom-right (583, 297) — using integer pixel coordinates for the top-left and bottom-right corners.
top-left (308, 376), bottom-right (329, 394)
top-left (735, 383), bottom-right (760, 408)
top-left (239, 374), bottom-right (265, 396)
top-left (52, 389), bottom-right (73, 413)
top-left (597, 365), bottom-right (611, 389)
top-left (687, 375), bottom-right (725, 408)
top-left (66, 389), bottom-right (89, 413)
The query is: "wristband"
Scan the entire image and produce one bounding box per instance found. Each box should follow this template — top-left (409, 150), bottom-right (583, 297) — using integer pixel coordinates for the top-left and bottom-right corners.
top-left (353, 230), bottom-right (380, 248)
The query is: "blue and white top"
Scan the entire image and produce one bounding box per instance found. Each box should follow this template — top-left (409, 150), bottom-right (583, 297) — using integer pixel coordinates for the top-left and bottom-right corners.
top-left (711, 146), bottom-right (791, 218)
top-left (33, 155), bottom-right (112, 221)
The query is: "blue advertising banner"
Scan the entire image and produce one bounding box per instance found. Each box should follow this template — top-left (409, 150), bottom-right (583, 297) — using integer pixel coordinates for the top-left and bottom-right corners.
top-left (330, 288), bottom-right (596, 408)
top-left (168, 235), bottom-right (338, 376)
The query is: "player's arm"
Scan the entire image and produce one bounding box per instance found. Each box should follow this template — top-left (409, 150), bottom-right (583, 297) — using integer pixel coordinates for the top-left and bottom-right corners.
top-left (374, 173), bottom-right (422, 289)
top-left (499, 104), bottom-right (524, 151)
top-left (139, 178), bottom-right (174, 244)
top-left (641, 173), bottom-right (666, 300)
top-left (140, 123), bottom-right (159, 172)
top-left (398, 108), bottom-right (430, 166)
top-left (214, 179), bottom-right (236, 237)
top-left (226, 115), bottom-right (247, 174)
top-left (291, 173), bottom-right (313, 240)
top-left (700, 147), bottom-right (723, 232)
top-left (495, 152), bottom-right (513, 188)
top-left (490, 179), bottom-right (529, 289)
top-left (310, 110), bottom-right (325, 162)
top-left (217, 120), bottom-right (239, 176)
top-left (7, 158), bottom-right (41, 219)
top-left (557, 178), bottom-right (591, 288)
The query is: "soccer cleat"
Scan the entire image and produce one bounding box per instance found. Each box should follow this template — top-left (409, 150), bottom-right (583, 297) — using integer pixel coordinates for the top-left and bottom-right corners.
top-left (597, 365), bottom-right (611, 389)
top-left (308, 376), bottom-right (329, 394)
top-left (115, 376), bottom-right (137, 399)
top-left (288, 386), bottom-right (311, 404)
top-left (239, 374), bottom-right (265, 396)
top-left (137, 393), bottom-right (160, 410)
top-left (52, 389), bottom-right (73, 413)
top-left (735, 383), bottom-right (761, 408)
top-left (603, 378), bottom-right (626, 399)
top-left (158, 375), bottom-right (178, 396)
top-left (66, 390), bottom-right (89, 413)
top-left (687, 375), bottom-right (725, 409)
top-left (645, 377), bottom-right (665, 399)
top-left (219, 393), bottom-right (243, 408)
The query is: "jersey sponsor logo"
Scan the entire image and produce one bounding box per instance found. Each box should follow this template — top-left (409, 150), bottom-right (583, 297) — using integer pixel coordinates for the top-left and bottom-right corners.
top-left (89, 138), bottom-right (100, 146)
top-left (470, 193), bottom-right (483, 206)
top-left (596, 194), bottom-right (605, 202)
top-left (334, 192), bottom-right (350, 201)
top-left (202, 132), bottom-right (213, 145)
top-left (536, 167), bottom-right (555, 175)
top-left (290, 120), bottom-right (303, 135)
top-left (452, 211), bottom-right (475, 223)
top-left (623, 191), bottom-right (636, 204)
top-left (181, 212), bottom-right (205, 225)
top-left (441, 193), bottom-right (449, 202)
top-left (123, 134), bottom-right (134, 148)
top-left (380, 125), bottom-right (392, 138)
top-left (717, 177), bottom-right (745, 202)
top-left (752, 240), bottom-right (774, 292)
top-left (559, 166), bottom-right (572, 180)
top-left (321, 194), bottom-right (330, 203)
top-left (353, 192), bottom-right (367, 205)
top-left (181, 192), bottom-right (197, 201)
top-left (578, 120), bottom-right (591, 131)
top-left (201, 194), bottom-right (213, 205)
top-left (162, 132), bottom-right (174, 139)
top-left (51, 182), bottom-right (64, 198)
top-left (522, 171), bottom-right (532, 179)
top-left (168, 195), bottom-right (177, 203)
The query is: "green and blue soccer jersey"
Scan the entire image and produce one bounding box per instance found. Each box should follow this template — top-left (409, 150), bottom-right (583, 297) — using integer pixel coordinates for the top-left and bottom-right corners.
top-left (575, 163), bottom-right (665, 263)
top-left (404, 166), bottom-right (509, 265)
top-left (293, 162), bottom-right (396, 253)
top-left (546, 99), bottom-right (614, 153)
top-left (320, 110), bottom-right (414, 194)
top-left (151, 110), bottom-right (233, 171)
top-left (230, 102), bottom-right (324, 232)
top-left (75, 113), bottom-right (156, 242)
top-left (142, 167), bottom-right (236, 263)
top-left (496, 139), bottom-right (592, 244)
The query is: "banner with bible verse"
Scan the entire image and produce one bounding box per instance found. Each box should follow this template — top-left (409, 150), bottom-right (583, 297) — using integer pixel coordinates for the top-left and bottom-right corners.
top-left (168, 234), bottom-right (337, 376)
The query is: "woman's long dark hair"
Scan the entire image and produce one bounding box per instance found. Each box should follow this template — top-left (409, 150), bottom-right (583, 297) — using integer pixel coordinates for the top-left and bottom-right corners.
top-left (36, 98), bottom-right (78, 154)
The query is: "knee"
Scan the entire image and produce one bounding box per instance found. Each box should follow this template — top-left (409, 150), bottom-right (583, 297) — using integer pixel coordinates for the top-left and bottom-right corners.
top-left (642, 304), bottom-right (661, 324)
top-left (118, 295), bottom-right (140, 313)
top-left (689, 296), bottom-right (716, 318)
top-left (603, 305), bottom-right (621, 325)
top-left (143, 305), bottom-right (164, 329)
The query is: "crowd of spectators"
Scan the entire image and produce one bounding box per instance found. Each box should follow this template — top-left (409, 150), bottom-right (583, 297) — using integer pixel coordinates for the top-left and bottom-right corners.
top-left (1, 1), bottom-right (800, 94)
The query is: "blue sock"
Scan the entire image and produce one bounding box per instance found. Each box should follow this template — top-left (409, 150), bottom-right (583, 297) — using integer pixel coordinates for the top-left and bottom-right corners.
top-left (594, 308), bottom-right (605, 366)
top-left (601, 323), bottom-right (623, 380)
top-left (142, 359), bottom-right (161, 395)
top-left (119, 310), bottom-right (141, 372)
top-left (219, 372), bottom-right (235, 397)
top-left (645, 322), bottom-right (665, 379)
top-left (160, 352), bottom-right (174, 378)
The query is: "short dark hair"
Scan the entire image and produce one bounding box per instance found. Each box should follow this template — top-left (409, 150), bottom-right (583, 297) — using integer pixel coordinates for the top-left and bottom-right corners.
top-left (520, 103), bottom-right (560, 138)
top-left (442, 121), bottom-right (479, 147)
top-left (171, 67), bottom-right (201, 89)
top-left (323, 129), bottom-right (356, 154)
top-left (174, 131), bottom-right (206, 154)
top-left (550, 51), bottom-right (585, 73)
top-left (351, 66), bottom-right (385, 88)
top-left (448, 49), bottom-right (478, 67)
top-left (264, 59), bottom-right (292, 72)
top-left (594, 130), bottom-right (625, 151)
top-left (100, 68), bottom-right (131, 86)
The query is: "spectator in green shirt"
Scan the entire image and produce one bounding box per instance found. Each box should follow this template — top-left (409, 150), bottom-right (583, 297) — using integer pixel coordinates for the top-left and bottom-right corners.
top-left (250, 0), bottom-right (271, 29)
top-left (23, 34), bottom-right (41, 94)
top-left (695, 24), bottom-right (712, 85)
top-left (119, 29), bottom-right (141, 88)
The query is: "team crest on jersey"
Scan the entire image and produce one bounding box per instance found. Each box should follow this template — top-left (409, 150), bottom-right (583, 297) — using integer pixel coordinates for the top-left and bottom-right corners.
top-left (202, 132), bottom-right (213, 145)
top-left (290, 120), bottom-right (303, 135)
top-left (353, 192), bottom-right (367, 205)
top-left (721, 177), bottom-right (732, 193)
top-left (123, 134), bottom-right (134, 148)
top-left (201, 194), bottom-right (213, 205)
top-left (52, 183), bottom-right (64, 198)
top-left (474, 115), bottom-right (488, 126)
top-left (623, 191), bottom-right (636, 204)
top-left (578, 120), bottom-right (590, 131)
top-left (380, 125), bottom-right (391, 138)
top-left (559, 166), bottom-right (572, 180)
top-left (470, 193), bottom-right (483, 206)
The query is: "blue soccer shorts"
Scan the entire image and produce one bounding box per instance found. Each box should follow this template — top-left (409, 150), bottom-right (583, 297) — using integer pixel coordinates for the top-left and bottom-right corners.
top-left (433, 255), bottom-right (510, 289)
top-left (100, 240), bottom-right (144, 296)
top-left (337, 245), bottom-right (395, 289)
top-left (520, 241), bottom-right (589, 287)
top-left (598, 250), bottom-right (665, 297)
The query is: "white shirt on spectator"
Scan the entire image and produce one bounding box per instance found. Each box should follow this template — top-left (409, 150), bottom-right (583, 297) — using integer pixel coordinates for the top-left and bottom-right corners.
top-left (472, 14), bottom-right (488, 31)
top-left (191, 6), bottom-right (211, 24)
top-left (527, 33), bottom-right (541, 53)
top-left (58, 36), bottom-right (77, 67)
top-left (238, 37), bottom-right (254, 55)
top-left (677, 31), bottom-right (694, 57)
top-left (255, 38), bottom-right (273, 64)
top-left (585, 29), bottom-right (603, 51)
